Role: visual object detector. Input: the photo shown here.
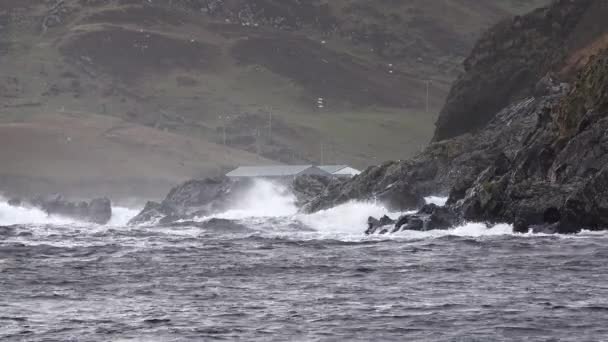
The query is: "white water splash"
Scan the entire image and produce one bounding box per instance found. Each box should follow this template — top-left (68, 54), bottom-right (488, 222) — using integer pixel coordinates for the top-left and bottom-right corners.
top-left (424, 196), bottom-right (448, 206)
top-left (194, 180), bottom-right (519, 240)
top-left (211, 179), bottom-right (298, 220)
top-left (0, 198), bottom-right (77, 226)
top-left (297, 201), bottom-right (402, 236)
top-left (107, 206), bottom-right (141, 226)
top-left (392, 222), bottom-right (514, 239)
top-left (0, 197), bottom-right (139, 227)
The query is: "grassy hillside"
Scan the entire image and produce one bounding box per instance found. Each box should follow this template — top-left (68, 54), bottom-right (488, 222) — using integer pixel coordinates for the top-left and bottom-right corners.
top-left (0, 0), bottom-right (549, 198)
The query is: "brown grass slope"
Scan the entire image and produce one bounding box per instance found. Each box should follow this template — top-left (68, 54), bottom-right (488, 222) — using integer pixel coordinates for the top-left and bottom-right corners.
top-left (0, 0), bottom-right (548, 199)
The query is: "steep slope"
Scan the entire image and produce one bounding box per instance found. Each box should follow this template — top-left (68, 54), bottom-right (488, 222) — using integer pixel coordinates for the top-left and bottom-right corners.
top-left (308, 0), bottom-right (608, 233)
top-left (1, 0), bottom-right (548, 168)
top-left (433, 0), bottom-right (608, 141)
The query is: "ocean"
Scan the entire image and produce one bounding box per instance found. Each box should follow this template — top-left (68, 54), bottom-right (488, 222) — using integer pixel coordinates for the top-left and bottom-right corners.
top-left (1, 181), bottom-right (607, 341)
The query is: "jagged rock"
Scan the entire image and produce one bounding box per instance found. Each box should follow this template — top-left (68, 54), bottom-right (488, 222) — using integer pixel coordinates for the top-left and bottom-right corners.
top-left (433, 0), bottom-right (603, 141)
top-left (128, 201), bottom-right (168, 225)
top-left (396, 204), bottom-right (460, 233)
top-left (128, 177), bottom-right (253, 225)
top-left (306, 163), bottom-right (426, 213)
top-left (366, 215), bottom-right (395, 235)
top-left (291, 174), bottom-right (338, 207)
top-left (366, 203), bottom-right (460, 235)
top-left (450, 50), bottom-right (608, 233)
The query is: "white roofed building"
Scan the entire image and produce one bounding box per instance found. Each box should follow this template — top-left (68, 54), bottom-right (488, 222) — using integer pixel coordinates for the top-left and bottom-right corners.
top-left (319, 165), bottom-right (361, 178)
top-left (226, 165), bottom-right (331, 179)
top-left (226, 165), bottom-right (361, 179)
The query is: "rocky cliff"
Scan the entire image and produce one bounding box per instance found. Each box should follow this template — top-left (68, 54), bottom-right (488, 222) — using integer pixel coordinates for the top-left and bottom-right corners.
top-left (308, 0), bottom-right (608, 234)
top-left (433, 0), bottom-right (608, 141)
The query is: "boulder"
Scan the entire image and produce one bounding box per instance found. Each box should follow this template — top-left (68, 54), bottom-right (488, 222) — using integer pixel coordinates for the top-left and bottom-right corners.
top-left (366, 215), bottom-right (395, 235)
top-left (88, 198), bottom-right (112, 224)
top-left (29, 194), bottom-right (113, 224)
top-left (128, 177), bottom-right (254, 225)
top-left (366, 204), bottom-right (460, 235)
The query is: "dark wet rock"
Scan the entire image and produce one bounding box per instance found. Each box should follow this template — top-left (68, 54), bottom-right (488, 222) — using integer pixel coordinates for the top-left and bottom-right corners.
top-left (29, 194), bottom-right (112, 224)
top-left (366, 215), bottom-right (395, 235)
top-left (128, 177), bottom-right (253, 225)
top-left (450, 50), bottom-right (608, 233)
top-left (433, 0), bottom-right (604, 141)
top-left (128, 200), bottom-right (182, 226)
top-left (396, 204), bottom-right (460, 233)
top-left (367, 204), bottom-right (461, 235)
top-left (307, 165), bottom-right (426, 213)
top-left (129, 174), bottom-right (344, 226)
top-left (319, 1), bottom-right (608, 235)
top-left (291, 174), bottom-right (340, 207)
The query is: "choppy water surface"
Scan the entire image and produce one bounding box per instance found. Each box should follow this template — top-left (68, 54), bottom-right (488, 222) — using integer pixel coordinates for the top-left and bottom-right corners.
top-left (1, 185), bottom-right (608, 341)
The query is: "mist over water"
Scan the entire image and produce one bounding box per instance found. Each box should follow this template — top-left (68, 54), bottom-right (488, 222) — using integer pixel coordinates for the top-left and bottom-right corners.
top-left (2, 181), bottom-right (608, 341)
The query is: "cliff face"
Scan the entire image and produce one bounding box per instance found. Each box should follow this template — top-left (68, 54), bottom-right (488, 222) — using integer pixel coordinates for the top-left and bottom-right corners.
top-left (309, 0), bottom-right (608, 233)
top-left (433, 0), bottom-right (608, 142)
top-left (453, 50), bottom-right (608, 232)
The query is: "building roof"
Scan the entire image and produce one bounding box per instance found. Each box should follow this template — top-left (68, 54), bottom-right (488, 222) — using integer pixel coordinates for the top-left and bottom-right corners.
top-left (319, 165), bottom-right (348, 173)
top-left (227, 165), bottom-right (322, 177)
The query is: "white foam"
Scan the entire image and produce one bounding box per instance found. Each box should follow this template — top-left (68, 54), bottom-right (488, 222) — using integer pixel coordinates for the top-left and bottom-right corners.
top-left (107, 206), bottom-right (141, 226)
top-left (297, 200), bottom-right (402, 236)
top-left (391, 222), bottom-right (514, 239)
top-left (208, 179), bottom-right (298, 220)
top-left (0, 198), bottom-right (78, 226)
top-left (0, 196), bottom-right (139, 227)
top-left (424, 196), bottom-right (448, 206)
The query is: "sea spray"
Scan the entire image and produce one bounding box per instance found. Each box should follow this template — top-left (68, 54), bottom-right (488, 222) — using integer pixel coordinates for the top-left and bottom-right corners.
top-left (107, 206), bottom-right (141, 226)
top-left (213, 178), bottom-right (298, 220)
top-left (424, 196), bottom-right (448, 206)
top-left (0, 197), bottom-right (139, 226)
top-left (296, 201), bottom-right (403, 236)
top-left (0, 197), bottom-right (77, 225)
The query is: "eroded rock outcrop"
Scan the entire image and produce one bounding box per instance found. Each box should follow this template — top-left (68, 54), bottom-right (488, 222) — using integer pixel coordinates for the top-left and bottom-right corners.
top-left (311, 0), bottom-right (608, 235)
top-left (433, 0), bottom-right (608, 141)
top-left (366, 204), bottom-right (461, 235)
top-left (128, 175), bottom-right (339, 225)
top-left (128, 177), bottom-right (254, 225)
top-left (451, 50), bottom-right (608, 233)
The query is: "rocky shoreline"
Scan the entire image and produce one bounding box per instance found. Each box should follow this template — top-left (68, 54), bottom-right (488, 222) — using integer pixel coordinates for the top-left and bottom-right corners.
top-left (312, 0), bottom-right (608, 235)
top-left (7, 195), bottom-right (112, 225)
top-left (124, 1), bottom-right (608, 235)
top-left (8, 1), bottom-right (608, 236)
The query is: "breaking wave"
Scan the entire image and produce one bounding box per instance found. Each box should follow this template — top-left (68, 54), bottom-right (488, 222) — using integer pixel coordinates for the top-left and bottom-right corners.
top-left (214, 179), bottom-right (298, 220)
top-left (0, 197), bottom-right (77, 226)
top-left (3, 182), bottom-right (601, 241)
top-left (191, 180), bottom-right (519, 240)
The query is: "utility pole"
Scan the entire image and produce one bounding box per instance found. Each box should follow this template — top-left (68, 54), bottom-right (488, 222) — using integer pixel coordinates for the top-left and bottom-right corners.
top-left (267, 107), bottom-right (272, 143)
top-left (219, 115), bottom-right (227, 145)
top-left (426, 80), bottom-right (430, 113)
top-left (320, 142), bottom-right (325, 165)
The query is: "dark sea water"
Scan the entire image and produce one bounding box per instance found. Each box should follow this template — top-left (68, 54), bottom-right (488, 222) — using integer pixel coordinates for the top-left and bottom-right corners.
top-left (1, 185), bottom-right (608, 341)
